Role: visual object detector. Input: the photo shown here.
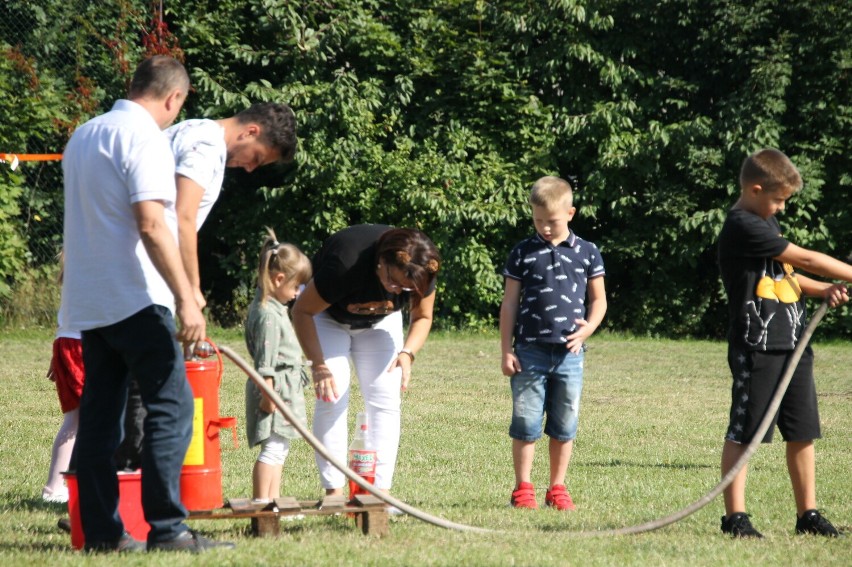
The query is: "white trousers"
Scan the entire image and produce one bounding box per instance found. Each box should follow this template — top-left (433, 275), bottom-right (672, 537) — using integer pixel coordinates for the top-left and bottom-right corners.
top-left (312, 310), bottom-right (403, 490)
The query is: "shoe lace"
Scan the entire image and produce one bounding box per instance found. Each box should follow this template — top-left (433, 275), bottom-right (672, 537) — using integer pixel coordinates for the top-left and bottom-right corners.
top-left (802, 510), bottom-right (834, 532)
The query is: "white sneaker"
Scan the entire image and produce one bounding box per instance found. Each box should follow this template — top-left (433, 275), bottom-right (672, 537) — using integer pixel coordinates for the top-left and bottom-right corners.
top-left (42, 487), bottom-right (69, 504)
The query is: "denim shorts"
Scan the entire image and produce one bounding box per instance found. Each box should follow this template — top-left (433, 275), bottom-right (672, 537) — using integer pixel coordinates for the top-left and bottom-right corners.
top-left (509, 342), bottom-right (585, 442)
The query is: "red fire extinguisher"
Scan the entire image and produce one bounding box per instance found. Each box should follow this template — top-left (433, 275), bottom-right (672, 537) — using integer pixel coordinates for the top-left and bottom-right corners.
top-left (181, 338), bottom-right (237, 511)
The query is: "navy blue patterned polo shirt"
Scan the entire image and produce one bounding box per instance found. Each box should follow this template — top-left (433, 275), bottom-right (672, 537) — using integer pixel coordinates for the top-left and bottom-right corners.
top-left (503, 231), bottom-right (605, 344)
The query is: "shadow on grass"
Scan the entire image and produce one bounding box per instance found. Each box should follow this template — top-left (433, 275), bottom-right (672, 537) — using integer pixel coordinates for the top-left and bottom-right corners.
top-left (0, 541), bottom-right (76, 554)
top-left (579, 459), bottom-right (714, 470)
top-left (0, 492), bottom-right (69, 514)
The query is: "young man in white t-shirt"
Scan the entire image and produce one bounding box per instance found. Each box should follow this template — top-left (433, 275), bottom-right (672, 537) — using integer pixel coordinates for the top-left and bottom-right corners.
top-left (167, 103), bottom-right (297, 308)
top-left (117, 103), bottom-right (298, 482)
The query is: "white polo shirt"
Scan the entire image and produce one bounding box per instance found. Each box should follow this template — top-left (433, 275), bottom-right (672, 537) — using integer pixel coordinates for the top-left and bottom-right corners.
top-left (165, 118), bottom-right (227, 229)
top-left (61, 99), bottom-right (178, 330)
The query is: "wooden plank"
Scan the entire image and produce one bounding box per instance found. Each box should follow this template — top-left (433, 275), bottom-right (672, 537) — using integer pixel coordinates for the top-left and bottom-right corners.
top-left (273, 496), bottom-right (302, 512)
top-left (227, 498), bottom-right (254, 511)
top-left (190, 495), bottom-right (392, 538)
top-left (228, 498), bottom-right (275, 512)
top-left (318, 494), bottom-right (348, 511)
top-left (352, 494), bottom-right (385, 508)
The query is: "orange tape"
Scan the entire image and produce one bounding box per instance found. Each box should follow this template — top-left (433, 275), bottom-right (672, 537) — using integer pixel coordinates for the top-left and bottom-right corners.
top-left (0, 153), bottom-right (63, 161)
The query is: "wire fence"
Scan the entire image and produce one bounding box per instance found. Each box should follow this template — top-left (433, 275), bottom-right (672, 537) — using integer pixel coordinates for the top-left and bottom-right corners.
top-left (0, 0), bottom-right (174, 324)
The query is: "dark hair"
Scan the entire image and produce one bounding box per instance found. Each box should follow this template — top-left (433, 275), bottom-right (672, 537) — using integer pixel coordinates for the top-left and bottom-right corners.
top-left (128, 55), bottom-right (189, 100)
top-left (375, 228), bottom-right (441, 305)
top-left (256, 227), bottom-right (312, 304)
top-left (739, 148), bottom-right (802, 194)
top-left (235, 103), bottom-right (298, 163)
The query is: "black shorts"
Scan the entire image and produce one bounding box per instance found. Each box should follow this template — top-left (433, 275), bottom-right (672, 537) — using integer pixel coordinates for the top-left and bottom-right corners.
top-left (725, 345), bottom-right (820, 444)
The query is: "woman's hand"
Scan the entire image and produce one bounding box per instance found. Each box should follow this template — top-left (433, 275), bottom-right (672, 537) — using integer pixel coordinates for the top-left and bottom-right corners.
top-left (391, 353), bottom-right (413, 391)
top-left (312, 363), bottom-right (339, 402)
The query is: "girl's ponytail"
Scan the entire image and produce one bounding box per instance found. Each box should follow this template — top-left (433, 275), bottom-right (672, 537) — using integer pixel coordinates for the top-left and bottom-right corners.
top-left (255, 228), bottom-right (312, 304)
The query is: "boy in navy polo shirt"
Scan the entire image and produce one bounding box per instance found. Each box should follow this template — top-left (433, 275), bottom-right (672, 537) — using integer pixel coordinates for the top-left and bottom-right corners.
top-left (500, 176), bottom-right (607, 510)
top-left (717, 148), bottom-right (851, 538)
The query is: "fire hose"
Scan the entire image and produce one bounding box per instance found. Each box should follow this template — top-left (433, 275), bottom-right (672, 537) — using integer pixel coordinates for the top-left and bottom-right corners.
top-left (216, 300), bottom-right (828, 536)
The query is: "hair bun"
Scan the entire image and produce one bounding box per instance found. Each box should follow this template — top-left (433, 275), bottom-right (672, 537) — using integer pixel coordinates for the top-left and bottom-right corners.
top-left (395, 250), bottom-right (412, 264)
top-left (425, 259), bottom-right (440, 274)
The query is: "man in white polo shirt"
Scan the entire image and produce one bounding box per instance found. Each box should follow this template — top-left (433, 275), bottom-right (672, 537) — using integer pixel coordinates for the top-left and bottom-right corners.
top-left (61, 56), bottom-right (232, 554)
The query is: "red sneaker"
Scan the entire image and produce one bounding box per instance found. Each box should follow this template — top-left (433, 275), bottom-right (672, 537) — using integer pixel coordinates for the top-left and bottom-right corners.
top-left (510, 482), bottom-right (538, 509)
top-left (545, 484), bottom-right (575, 511)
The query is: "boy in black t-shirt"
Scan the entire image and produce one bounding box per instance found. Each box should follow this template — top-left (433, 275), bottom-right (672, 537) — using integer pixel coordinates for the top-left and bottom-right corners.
top-left (717, 148), bottom-right (851, 538)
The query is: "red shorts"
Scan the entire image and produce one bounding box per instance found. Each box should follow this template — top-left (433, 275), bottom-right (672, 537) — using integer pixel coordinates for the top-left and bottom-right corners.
top-left (51, 337), bottom-right (85, 413)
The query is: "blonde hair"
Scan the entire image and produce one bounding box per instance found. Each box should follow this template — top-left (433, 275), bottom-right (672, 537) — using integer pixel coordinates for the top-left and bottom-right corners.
top-left (256, 228), bottom-right (312, 304)
top-left (529, 176), bottom-right (573, 210)
top-left (739, 148), bottom-right (802, 194)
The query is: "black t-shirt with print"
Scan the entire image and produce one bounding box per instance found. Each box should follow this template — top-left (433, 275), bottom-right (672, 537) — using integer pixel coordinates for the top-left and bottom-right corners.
top-left (717, 208), bottom-right (806, 351)
top-left (312, 224), bottom-right (407, 328)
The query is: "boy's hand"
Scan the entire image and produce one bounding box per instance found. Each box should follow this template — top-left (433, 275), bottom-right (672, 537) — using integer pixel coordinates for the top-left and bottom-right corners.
top-left (502, 352), bottom-right (522, 377)
top-left (823, 283), bottom-right (849, 308)
top-left (565, 319), bottom-right (595, 354)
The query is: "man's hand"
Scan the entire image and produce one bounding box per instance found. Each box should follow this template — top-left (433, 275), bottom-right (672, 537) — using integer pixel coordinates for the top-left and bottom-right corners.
top-left (175, 299), bottom-right (206, 345)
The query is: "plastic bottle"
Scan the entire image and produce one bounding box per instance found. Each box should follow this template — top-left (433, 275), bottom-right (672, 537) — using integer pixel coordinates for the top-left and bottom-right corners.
top-left (347, 411), bottom-right (377, 499)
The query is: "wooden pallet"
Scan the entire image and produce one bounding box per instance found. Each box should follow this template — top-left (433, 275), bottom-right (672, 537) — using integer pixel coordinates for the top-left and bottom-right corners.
top-left (188, 494), bottom-right (390, 537)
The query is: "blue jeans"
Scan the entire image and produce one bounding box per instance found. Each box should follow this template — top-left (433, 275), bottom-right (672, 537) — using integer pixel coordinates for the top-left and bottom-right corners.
top-left (77, 305), bottom-right (193, 544)
top-left (509, 343), bottom-right (585, 442)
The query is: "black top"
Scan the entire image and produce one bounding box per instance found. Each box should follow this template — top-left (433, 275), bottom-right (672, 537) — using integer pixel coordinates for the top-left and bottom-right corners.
top-left (312, 224), bottom-right (408, 328)
top-left (502, 231), bottom-right (605, 345)
top-left (717, 208), bottom-right (805, 351)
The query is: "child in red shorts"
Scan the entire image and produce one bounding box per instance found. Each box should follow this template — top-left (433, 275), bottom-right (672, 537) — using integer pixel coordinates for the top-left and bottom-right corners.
top-left (43, 255), bottom-right (84, 504)
top-left (43, 327), bottom-right (83, 503)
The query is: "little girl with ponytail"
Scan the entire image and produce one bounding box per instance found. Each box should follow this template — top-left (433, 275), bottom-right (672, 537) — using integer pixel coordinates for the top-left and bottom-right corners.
top-left (244, 228), bottom-right (312, 502)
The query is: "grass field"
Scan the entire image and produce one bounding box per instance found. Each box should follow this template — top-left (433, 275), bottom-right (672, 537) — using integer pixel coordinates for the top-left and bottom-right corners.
top-left (0, 326), bottom-right (850, 566)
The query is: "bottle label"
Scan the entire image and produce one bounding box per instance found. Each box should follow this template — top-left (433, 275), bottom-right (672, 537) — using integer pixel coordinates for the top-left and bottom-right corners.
top-left (348, 449), bottom-right (377, 475)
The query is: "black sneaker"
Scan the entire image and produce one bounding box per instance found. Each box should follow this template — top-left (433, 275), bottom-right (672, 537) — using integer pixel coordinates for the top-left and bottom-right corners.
top-left (56, 517), bottom-right (71, 534)
top-left (796, 509), bottom-right (841, 537)
top-left (721, 513), bottom-right (764, 539)
top-left (148, 529), bottom-right (236, 553)
top-left (84, 531), bottom-right (146, 553)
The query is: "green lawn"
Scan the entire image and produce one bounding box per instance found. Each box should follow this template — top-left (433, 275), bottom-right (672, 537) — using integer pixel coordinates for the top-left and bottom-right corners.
top-left (0, 327), bottom-right (849, 566)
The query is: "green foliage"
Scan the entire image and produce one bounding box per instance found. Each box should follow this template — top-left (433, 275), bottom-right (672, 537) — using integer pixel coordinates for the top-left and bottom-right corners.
top-left (168, 0), bottom-right (851, 336)
top-left (0, 45), bottom-right (60, 297)
top-left (0, 0), bottom-right (150, 314)
top-left (0, 173), bottom-right (25, 299)
top-left (4, 0), bottom-right (850, 337)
